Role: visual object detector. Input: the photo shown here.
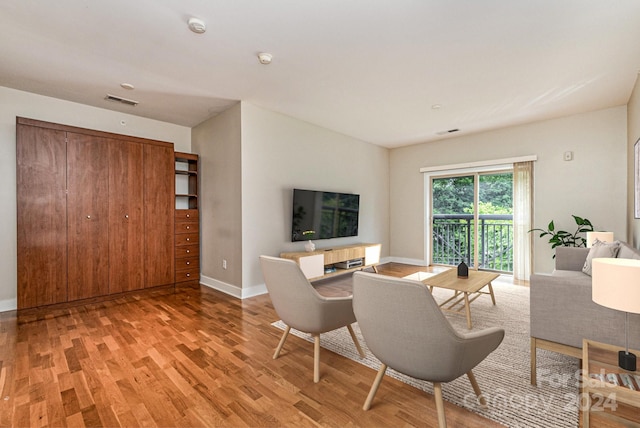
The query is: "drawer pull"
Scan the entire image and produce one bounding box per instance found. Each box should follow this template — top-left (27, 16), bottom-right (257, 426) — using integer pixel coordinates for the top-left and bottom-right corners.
top-left (186, 273), bottom-right (191, 277)
top-left (186, 261), bottom-right (190, 265)
top-left (186, 226), bottom-right (190, 230)
top-left (86, 215), bottom-right (91, 219)
top-left (186, 250), bottom-right (190, 253)
top-left (186, 214), bottom-right (190, 218)
top-left (186, 238), bottom-right (190, 242)
top-left (125, 214), bottom-right (129, 219)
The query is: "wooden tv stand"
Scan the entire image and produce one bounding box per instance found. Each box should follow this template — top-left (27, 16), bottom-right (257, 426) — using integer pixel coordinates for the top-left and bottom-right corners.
top-left (280, 243), bottom-right (381, 281)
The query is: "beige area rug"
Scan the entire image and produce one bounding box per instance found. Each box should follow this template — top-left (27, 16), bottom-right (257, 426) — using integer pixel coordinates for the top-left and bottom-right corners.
top-left (273, 272), bottom-right (580, 428)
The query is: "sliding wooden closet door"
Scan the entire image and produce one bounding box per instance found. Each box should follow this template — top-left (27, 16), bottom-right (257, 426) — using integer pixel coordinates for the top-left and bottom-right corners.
top-left (108, 140), bottom-right (144, 293)
top-left (67, 133), bottom-right (109, 300)
top-left (16, 125), bottom-right (68, 308)
top-left (143, 143), bottom-right (175, 287)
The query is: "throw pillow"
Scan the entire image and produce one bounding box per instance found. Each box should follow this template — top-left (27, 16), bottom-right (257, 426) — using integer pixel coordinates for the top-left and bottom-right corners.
top-left (617, 241), bottom-right (640, 260)
top-left (582, 239), bottom-right (621, 276)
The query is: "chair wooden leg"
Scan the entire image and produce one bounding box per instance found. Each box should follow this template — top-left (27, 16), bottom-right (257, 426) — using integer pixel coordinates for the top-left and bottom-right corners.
top-left (363, 363), bottom-right (387, 410)
top-left (433, 382), bottom-right (447, 428)
top-left (273, 325), bottom-right (291, 359)
top-left (313, 334), bottom-right (320, 383)
top-left (466, 370), bottom-right (487, 408)
top-left (347, 324), bottom-right (365, 358)
top-left (530, 337), bottom-right (537, 386)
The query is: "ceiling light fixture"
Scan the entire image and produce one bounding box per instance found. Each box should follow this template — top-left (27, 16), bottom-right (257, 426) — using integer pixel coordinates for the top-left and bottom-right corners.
top-left (257, 52), bottom-right (273, 65)
top-left (432, 104), bottom-right (442, 109)
top-left (120, 83), bottom-right (134, 90)
top-left (188, 17), bottom-right (206, 34)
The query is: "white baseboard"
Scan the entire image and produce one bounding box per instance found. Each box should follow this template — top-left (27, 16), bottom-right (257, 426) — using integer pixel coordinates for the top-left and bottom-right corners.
top-left (199, 275), bottom-right (268, 300)
top-left (0, 298), bottom-right (17, 313)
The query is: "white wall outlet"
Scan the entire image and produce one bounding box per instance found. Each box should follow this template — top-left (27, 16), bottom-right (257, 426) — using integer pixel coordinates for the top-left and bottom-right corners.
top-left (222, 259), bottom-right (227, 269)
top-left (563, 151), bottom-right (573, 161)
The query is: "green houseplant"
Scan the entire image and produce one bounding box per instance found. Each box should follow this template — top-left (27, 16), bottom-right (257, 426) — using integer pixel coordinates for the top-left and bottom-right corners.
top-left (530, 215), bottom-right (594, 256)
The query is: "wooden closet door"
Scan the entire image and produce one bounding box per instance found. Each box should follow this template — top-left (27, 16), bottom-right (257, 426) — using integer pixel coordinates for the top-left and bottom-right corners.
top-left (67, 133), bottom-right (109, 300)
top-left (108, 140), bottom-right (144, 293)
top-left (16, 125), bottom-right (68, 308)
top-left (143, 144), bottom-right (175, 287)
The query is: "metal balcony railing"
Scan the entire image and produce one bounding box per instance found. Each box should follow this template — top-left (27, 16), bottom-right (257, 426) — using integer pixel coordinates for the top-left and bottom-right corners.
top-left (432, 214), bottom-right (513, 273)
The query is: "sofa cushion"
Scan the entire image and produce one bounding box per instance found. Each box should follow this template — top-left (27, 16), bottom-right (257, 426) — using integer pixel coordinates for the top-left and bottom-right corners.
top-left (582, 239), bottom-right (620, 276)
top-left (617, 241), bottom-right (640, 260)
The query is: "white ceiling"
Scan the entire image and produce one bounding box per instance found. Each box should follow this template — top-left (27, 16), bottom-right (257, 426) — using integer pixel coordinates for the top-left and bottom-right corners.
top-left (2, 1), bottom-right (640, 148)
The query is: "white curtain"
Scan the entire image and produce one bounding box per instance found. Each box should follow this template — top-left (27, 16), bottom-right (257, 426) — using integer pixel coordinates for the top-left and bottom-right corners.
top-left (513, 161), bottom-right (533, 280)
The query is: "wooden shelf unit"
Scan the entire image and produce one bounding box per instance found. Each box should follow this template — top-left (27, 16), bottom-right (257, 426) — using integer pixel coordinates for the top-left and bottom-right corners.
top-left (175, 152), bottom-right (198, 210)
top-left (175, 152), bottom-right (200, 286)
top-left (581, 339), bottom-right (640, 427)
top-left (280, 243), bottom-right (381, 281)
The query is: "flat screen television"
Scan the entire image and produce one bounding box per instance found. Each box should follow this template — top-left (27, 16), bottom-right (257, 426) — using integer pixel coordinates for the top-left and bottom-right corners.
top-left (291, 188), bottom-right (360, 242)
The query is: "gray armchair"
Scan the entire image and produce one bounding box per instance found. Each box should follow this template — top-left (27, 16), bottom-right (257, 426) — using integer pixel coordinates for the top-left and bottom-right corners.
top-left (259, 255), bottom-right (365, 383)
top-left (352, 271), bottom-right (504, 428)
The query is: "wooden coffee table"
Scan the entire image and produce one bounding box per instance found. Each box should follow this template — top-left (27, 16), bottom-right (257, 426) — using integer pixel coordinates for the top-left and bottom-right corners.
top-left (421, 269), bottom-right (498, 329)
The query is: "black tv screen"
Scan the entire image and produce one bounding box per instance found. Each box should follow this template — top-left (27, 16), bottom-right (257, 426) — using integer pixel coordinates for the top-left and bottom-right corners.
top-left (291, 189), bottom-right (360, 242)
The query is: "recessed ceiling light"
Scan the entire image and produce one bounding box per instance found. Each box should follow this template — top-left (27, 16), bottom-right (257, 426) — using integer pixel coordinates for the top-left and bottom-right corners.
top-left (120, 83), bottom-right (134, 90)
top-left (257, 52), bottom-right (273, 65)
top-left (188, 17), bottom-right (206, 34)
top-left (432, 104), bottom-right (442, 109)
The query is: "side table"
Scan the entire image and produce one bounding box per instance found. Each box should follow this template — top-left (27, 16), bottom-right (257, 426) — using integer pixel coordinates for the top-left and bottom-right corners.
top-left (581, 339), bottom-right (640, 427)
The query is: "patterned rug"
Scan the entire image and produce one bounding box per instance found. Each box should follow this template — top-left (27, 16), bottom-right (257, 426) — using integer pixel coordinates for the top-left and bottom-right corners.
top-left (272, 273), bottom-right (580, 428)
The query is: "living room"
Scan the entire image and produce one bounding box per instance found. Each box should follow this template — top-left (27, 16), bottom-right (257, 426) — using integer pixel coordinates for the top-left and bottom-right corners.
top-left (2, 2), bottom-right (640, 427)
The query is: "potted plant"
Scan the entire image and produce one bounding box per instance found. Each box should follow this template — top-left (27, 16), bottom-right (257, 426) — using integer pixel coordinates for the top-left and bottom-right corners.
top-left (530, 215), bottom-right (594, 256)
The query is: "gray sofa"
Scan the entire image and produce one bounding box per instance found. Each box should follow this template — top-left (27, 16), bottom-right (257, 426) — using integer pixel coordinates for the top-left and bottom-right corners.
top-left (529, 242), bottom-right (640, 385)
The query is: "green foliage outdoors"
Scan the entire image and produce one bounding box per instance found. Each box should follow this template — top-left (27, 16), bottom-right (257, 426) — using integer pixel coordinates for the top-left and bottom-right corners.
top-left (432, 173), bottom-right (513, 215)
top-left (432, 173), bottom-right (513, 271)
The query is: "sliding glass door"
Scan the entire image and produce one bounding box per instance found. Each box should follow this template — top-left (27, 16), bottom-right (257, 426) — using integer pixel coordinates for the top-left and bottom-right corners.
top-left (431, 171), bottom-right (513, 272)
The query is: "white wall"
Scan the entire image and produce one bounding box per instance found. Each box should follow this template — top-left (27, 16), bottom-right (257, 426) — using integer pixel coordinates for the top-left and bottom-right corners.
top-left (628, 76), bottom-right (640, 247)
top-left (240, 103), bottom-right (390, 292)
top-left (192, 103), bottom-right (243, 293)
top-left (1, 86), bottom-right (191, 311)
top-left (390, 106), bottom-right (628, 274)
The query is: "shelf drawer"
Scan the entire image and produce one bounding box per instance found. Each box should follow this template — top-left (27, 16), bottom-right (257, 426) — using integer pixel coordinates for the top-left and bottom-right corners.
top-left (175, 209), bottom-right (199, 221)
top-left (176, 221), bottom-right (199, 234)
top-left (176, 256), bottom-right (199, 270)
top-left (175, 243), bottom-right (199, 258)
top-left (176, 267), bottom-right (200, 283)
top-left (175, 233), bottom-right (199, 246)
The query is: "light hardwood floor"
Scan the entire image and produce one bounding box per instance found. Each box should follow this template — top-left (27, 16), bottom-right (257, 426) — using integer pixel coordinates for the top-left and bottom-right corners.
top-left (0, 263), bottom-right (506, 427)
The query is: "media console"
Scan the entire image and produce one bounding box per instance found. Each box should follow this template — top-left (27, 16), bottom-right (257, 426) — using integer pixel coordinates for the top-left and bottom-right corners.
top-left (280, 243), bottom-right (381, 281)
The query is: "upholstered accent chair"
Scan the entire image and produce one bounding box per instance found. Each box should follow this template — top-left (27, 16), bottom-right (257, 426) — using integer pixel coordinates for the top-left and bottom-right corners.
top-left (352, 271), bottom-right (504, 428)
top-left (259, 255), bottom-right (365, 382)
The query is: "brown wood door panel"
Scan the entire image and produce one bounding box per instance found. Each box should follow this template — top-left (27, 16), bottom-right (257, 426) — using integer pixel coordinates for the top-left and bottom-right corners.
top-left (67, 133), bottom-right (109, 300)
top-left (143, 144), bottom-right (174, 287)
top-left (109, 140), bottom-right (144, 293)
top-left (16, 125), bottom-right (68, 308)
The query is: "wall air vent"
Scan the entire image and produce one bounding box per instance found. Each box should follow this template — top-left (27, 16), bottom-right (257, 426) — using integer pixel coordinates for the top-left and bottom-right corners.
top-left (105, 94), bottom-right (139, 106)
top-left (436, 128), bottom-right (460, 135)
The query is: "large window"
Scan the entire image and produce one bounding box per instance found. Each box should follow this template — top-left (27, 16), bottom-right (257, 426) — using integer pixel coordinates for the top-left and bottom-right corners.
top-left (431, 171), bottom-right (514, 272)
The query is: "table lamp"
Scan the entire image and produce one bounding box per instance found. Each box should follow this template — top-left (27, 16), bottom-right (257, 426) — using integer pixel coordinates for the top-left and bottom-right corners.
top-left (586, 231), bottom-right (614, 248)
top-left (592, 258), bottom-right (640, 371)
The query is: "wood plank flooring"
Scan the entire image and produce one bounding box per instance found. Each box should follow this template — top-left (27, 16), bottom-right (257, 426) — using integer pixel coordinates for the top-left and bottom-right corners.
top-left (0, 263), bottom-right (507, 427)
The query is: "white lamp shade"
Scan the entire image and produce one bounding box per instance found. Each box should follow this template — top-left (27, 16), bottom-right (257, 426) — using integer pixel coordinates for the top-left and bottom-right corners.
top-left (592, 258), bottom-right (640, 314)
top-left (586, 231), bottom-right (614, 248)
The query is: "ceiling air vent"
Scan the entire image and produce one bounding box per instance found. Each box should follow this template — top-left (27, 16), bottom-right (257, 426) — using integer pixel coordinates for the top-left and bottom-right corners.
top-left (105, 94), bottom-right (139, 106)
top-left (436, 128), bottom-right (460, 135)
